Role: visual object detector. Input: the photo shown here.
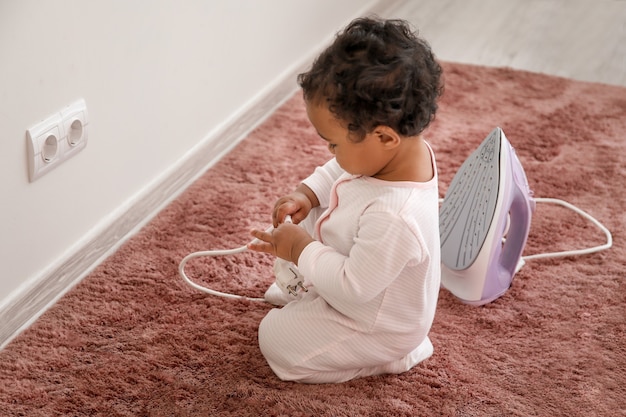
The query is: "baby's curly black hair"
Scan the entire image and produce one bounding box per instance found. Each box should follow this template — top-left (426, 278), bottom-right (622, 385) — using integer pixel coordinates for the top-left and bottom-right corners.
top-left (298, 17), bottom-right (444, 141)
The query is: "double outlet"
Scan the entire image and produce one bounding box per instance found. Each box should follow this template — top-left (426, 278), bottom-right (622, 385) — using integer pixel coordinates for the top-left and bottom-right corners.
top-left (26, 99), bottom-right (89, 182)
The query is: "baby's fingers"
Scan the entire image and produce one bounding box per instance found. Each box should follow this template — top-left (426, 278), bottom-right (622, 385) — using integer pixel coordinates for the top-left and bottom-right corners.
top-left (273, 202), bottom-right (296, 227)
top-left (247, 229), bottom-right (275, 254)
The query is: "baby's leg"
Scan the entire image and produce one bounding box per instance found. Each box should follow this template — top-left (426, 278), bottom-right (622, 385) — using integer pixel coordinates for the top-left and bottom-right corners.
top-left (258, 292), bottom-right (433, 383)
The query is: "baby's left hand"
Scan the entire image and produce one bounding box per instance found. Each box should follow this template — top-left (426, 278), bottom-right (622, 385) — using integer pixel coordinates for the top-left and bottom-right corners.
top-left (248, 223), bottom-right (314, 264)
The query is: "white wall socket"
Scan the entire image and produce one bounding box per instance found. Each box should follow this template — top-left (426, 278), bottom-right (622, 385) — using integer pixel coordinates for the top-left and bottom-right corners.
top-left (26, 99), bottom-right (89, 182)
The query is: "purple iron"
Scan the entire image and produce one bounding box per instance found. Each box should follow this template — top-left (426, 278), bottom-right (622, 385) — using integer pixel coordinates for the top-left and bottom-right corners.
top-left (439, 127), bottom-right (535, 305)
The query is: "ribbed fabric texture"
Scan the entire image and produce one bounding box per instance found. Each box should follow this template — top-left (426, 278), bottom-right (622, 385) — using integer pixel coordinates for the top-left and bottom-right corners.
top-left (259, 148), bottom-right (440, 383)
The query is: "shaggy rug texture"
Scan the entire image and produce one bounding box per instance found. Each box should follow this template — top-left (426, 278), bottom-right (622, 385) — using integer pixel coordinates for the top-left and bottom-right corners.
top-left (1, 62), bottom-right (624, 416)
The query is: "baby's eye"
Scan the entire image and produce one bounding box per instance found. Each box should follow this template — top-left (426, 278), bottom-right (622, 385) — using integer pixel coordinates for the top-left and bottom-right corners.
top-left (328, 143), bottom-right (337, 150)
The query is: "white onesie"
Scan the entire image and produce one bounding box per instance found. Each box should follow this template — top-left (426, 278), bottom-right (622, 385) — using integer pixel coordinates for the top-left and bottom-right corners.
top-left (258, 149), bottom-right (441, 383)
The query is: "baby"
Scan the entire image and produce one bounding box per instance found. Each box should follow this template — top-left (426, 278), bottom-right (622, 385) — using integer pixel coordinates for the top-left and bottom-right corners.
top-left (248, 16), bottom-right (444, 383)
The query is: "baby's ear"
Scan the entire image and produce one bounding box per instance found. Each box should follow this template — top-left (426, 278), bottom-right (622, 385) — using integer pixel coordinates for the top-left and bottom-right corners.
top-left (373, 126), bottom-right (402, 149)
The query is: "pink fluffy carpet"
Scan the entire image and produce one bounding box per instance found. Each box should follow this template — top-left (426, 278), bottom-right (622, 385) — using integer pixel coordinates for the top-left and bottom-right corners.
top-left (1, 62), bottom-right (625, 416)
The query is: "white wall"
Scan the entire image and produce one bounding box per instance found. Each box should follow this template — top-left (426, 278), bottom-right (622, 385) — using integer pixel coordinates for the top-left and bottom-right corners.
top-left (0, 1), bottom-right (385, 321)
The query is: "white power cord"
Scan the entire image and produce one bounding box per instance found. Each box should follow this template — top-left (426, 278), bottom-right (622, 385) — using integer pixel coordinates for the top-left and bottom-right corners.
top-left (521, 197), bottom-right (613, 261)
top-left (180, 199), bottom-right (612, 301)
top-left (179, 243), bottom-right (266, 302)
top-left (179, 216), bottom-right (297, 303)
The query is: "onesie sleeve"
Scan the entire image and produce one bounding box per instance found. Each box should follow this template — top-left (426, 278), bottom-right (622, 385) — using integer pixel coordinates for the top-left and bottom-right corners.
top-left (301, 158), bottom-right (344, 209)
top-left (298, 210), bottom-right (424, 304)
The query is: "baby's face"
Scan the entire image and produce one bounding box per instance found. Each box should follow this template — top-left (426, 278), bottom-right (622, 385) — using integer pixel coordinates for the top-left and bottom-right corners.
top-left (305, 101), bottom-right (394, 178)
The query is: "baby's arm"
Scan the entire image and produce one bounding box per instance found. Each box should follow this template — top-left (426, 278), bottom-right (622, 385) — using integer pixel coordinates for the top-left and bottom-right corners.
top-left (298, 212), bottom-right (422, 304)
top-left (248, 158), bottom-right (344, 263)
top-left (272, 183), bottom-right (319, 227)
top-left (273, 156), bottom-right (344, 226)
top-left (301, 158), bottom-right (344, 209)
top-left (248, 222), bottom-right (314, 265)
top-left (248, 183), bottom-right (318, 264)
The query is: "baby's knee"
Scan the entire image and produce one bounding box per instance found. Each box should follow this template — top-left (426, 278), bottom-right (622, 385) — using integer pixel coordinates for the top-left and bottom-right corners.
top-left (258, 310), bottom-right (288, 365)
top-left (258, 310), bottom-right (309, 381)
top-left (257, 311), bottom-right (275, 355)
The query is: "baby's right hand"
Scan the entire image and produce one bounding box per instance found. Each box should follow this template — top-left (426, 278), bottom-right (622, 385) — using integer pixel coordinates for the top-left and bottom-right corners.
top-left (272, 191), bottom-right (312, 227)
